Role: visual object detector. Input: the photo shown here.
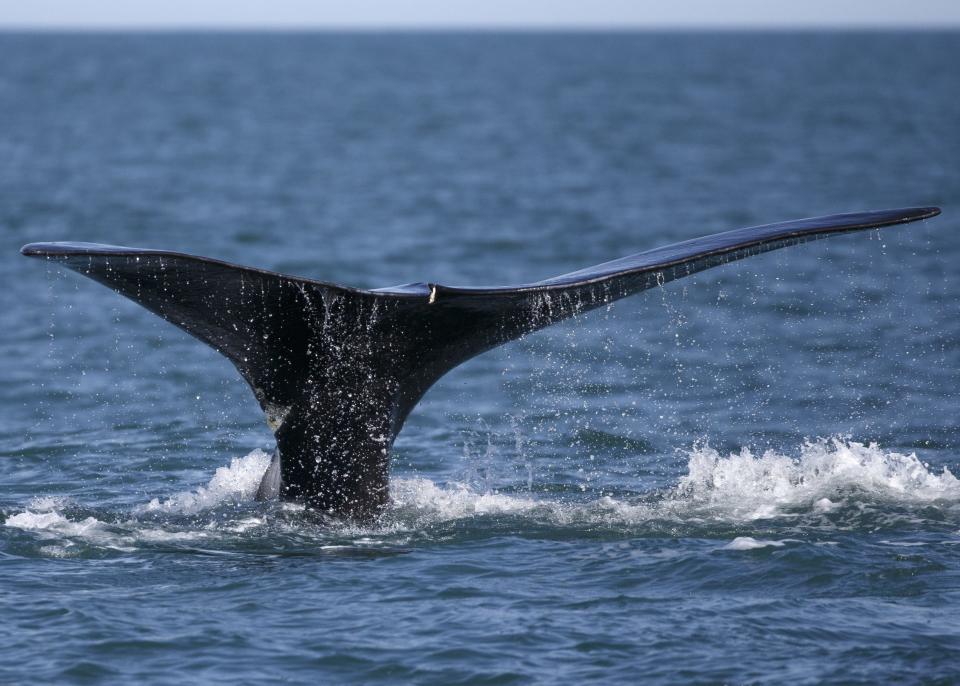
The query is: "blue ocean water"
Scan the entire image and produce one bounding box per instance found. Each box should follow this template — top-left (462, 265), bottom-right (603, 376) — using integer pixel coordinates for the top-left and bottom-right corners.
top-left (1, 32), bottom-right (958, 683)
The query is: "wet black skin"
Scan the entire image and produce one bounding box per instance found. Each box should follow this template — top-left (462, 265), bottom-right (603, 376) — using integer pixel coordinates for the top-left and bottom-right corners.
top-left (21, 207), bottom-right (940, 520)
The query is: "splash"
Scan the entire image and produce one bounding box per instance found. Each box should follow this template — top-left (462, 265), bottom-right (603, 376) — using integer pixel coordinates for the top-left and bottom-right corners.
top-left (673, 438), bottom-right (960, 520)
top-left (385, 438), bottom-right (960, 527)
top-left (4, 452), bottom-right (273, 554)
top-left (389, 477), bottom-right (544, 520)
top-left (4, 439), bottom-right (958, 554)
top-left (140, 449), bottom-right (273, 514)
top-left (5, 510), bottom-right (105, 539)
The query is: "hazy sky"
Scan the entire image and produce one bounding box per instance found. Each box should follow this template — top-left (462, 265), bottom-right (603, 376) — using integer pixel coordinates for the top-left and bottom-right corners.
top-left (2, 0), bottom-right (958, 29)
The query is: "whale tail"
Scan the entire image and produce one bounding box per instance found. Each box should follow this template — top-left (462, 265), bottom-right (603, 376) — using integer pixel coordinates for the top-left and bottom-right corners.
top-left (21, 206), bottom-right (939, 518)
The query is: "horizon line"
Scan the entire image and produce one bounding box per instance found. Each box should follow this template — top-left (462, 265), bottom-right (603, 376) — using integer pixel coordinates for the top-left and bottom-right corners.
top-left (1, 23), bottom-right (958, 32)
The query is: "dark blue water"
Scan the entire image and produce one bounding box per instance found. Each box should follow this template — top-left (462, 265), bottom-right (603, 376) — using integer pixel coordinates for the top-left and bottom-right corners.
top-left (2, 32), bottom-right (959, 684)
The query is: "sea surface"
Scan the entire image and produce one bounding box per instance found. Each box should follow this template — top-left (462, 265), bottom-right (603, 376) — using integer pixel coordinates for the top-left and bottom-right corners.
top-left (1, 32), bottom-right (959, 684)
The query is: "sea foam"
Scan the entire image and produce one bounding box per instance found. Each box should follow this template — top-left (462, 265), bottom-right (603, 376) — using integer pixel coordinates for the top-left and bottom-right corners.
top-left (4, 438), bottom-right (958, 552)
top-left (722, 537), bottom-right (787, 550)
top-left (386, 438), bottom-right (960, 526)
top-left (673, 437), bottom-right (960, 520)
top-left (140, 449), bottom-right (273, 514)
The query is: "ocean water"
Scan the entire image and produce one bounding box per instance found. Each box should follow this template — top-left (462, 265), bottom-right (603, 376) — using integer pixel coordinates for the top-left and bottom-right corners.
top-left (1, 32), bottom-right (959, 684)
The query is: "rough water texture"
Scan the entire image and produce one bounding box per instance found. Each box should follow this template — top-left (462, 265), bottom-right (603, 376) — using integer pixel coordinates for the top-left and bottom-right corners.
top-left (1, 32), bottom-right (959, 684)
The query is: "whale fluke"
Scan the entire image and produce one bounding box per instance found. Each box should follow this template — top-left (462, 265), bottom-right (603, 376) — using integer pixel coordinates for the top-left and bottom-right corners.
top-left (21, 207), bottom-right (940, 518)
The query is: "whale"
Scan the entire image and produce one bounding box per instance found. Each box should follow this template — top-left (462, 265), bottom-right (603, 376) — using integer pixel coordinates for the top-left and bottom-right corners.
top-left (21, 206), bottom-right (940, 519)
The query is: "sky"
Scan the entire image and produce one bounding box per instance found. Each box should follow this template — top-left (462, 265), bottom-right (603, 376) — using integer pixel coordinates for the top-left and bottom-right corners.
top-left (1, 0), bottom-right (958, 29)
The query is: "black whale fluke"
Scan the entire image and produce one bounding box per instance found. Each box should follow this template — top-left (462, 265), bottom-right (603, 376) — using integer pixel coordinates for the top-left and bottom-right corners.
top-left (21, 207), bottom-right (940, 519)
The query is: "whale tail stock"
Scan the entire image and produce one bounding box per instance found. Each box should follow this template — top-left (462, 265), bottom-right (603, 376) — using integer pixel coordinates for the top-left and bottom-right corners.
top-left (21, 207), bottom-right (939, 518)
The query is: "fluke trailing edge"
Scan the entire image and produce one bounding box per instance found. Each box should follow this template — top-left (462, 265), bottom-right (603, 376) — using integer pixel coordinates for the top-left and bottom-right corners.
top-left (22, 207), bottom-right (940, 519)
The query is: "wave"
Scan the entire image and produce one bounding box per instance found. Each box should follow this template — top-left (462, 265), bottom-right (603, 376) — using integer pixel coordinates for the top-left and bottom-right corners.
top-left (4, 438), bottom-right (958, 554)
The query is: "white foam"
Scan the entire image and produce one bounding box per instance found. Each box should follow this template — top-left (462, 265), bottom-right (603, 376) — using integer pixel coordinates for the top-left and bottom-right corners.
top-left (5, 438), bottom-right (957, 552)
top-left (3, 509), bottom-right (211, 550)
top-left (141, 449), bottom-right (272, 514)
top-left (4, 509), bottom-right (131, 553)
top-left (390, 477), bottom-right (543, 520)
top-left (387, 438), bottom-right (960, 526)
top-left (5, 510), bottom-right (102, 535)
top-left (135, 528), bottom-right (208, 542)
top-left (723, 537), bottom-right (786, 550)
top-left (4, 451), bottom-right (273, 550)
top-left (228, 517), bottom-right (265, 533)
top-left (673, 438), bottom-right (960, 521)
top-left (813, 497), bottom-right (836, 512)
